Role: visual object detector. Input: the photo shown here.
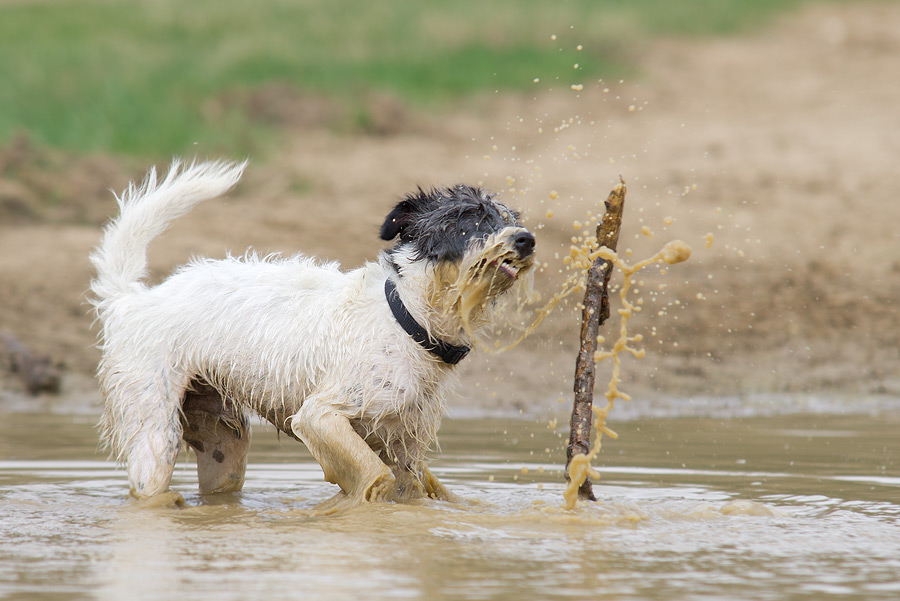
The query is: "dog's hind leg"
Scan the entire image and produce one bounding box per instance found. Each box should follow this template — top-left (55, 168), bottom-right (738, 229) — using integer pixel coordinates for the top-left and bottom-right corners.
top-left (181, 380), bottom-right (251, 494)
top-left (291, 402), bottom-right (395, 502)
top-left (100, 364), bottom-right (187, 499)
top-left (109, 374), bottom-right (187, 499)
top-left (124, 425), bottom-right (182, 500)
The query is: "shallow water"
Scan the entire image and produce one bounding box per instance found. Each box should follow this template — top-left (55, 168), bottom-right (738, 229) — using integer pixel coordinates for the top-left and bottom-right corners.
top-left (1, 406), bottom-right (899, 600)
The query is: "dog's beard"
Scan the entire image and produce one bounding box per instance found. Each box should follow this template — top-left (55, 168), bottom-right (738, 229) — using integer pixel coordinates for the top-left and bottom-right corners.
top-left (428, 230), bottom-right (535, 342)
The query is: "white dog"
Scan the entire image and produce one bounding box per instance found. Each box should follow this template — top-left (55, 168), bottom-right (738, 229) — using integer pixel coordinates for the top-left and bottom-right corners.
top-left (90, 160), bottom-right (535, 503)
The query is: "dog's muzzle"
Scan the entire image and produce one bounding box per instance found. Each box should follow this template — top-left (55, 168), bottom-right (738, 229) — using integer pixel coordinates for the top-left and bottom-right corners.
top-left (514, 231), bottom-right (535, 259)
top-left (490, 230), bottom-right (535, 281)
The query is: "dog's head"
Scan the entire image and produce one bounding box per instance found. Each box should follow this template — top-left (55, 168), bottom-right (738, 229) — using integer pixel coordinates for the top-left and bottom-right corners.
top-left (381, 185), bottom-right (535, 339)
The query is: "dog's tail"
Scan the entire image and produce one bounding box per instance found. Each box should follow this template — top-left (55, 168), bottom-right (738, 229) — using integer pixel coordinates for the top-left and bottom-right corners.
top-left (89, 159), bottom-right (247, 305)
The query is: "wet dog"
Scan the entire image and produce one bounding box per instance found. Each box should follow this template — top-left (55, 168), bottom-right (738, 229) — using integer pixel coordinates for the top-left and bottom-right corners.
top-left (90, 160), bottom-right (535, 503)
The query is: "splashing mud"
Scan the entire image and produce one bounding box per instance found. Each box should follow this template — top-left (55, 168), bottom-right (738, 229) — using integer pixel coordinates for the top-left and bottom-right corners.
top-left (564, 239), bottom-right (691, 509)
top-left (443, 179), bottom-right (694, 511)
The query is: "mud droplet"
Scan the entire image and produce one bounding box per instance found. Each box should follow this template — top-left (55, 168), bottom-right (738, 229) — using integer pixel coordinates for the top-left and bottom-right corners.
top-left (661, 240), bottom-right (692, 265)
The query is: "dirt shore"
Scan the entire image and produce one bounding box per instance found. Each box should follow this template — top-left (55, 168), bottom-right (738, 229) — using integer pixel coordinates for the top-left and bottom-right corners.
top-left (2, 3), bottom-right (898, 414)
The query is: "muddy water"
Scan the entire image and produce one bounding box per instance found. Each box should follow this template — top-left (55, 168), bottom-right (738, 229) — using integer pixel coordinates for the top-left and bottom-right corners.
top-left (1, 405), bottom-right (899, 600)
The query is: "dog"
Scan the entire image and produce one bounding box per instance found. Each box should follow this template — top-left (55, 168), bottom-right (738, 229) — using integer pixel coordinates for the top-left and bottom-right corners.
top-left (89, 160), bottom-right (535, 504)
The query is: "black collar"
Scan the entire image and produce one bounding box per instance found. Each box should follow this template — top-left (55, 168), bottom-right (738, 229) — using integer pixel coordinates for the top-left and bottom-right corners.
top-left (384, 279), bottom-right (470, 365)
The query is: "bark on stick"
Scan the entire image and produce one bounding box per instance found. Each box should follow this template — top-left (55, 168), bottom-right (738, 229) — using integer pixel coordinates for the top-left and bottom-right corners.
top-left (565, 180), bottom-right (626, 501)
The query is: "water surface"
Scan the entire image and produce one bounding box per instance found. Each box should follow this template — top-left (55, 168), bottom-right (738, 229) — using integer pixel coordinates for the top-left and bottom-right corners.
top-left (1, 406), bottom-right (898, 600)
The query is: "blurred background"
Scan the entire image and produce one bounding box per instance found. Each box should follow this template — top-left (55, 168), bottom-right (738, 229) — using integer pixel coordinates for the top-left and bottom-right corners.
top-left (1, 0), bottom-right (898, 414)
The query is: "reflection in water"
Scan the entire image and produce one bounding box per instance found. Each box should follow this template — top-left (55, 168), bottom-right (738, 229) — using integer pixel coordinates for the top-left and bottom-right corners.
top-left (1, 411), bottom-right (899, 600)
top-left (99, 507), bottom-right (182, 600)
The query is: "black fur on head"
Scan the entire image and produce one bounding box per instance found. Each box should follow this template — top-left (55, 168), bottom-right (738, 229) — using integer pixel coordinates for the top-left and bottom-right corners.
top-left (380, 185), bottom-right (522, 263)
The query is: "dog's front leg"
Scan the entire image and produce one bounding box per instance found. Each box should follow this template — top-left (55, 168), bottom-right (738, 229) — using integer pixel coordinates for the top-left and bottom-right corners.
top-left (291, 405), bottom-right (394, 501)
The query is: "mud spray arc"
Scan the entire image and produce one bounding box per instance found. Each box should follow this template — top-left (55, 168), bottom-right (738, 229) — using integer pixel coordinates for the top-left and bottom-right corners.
top-left (472, 178), bottom-right (692, 509)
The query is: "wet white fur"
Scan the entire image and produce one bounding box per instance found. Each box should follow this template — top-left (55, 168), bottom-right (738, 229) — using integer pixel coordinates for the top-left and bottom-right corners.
top-left (90, 160), bottom-right (521, 499)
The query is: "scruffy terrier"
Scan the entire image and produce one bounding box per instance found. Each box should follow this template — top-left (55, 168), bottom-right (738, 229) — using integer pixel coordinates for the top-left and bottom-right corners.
top-left (90, 160), bottom-right (535, 504)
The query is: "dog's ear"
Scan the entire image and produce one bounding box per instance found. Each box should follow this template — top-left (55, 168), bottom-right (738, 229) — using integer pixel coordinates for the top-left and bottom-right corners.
top-left (380, 188), bottom-right (436, 241)
top-left (380, 201), bottom-right (414, 241)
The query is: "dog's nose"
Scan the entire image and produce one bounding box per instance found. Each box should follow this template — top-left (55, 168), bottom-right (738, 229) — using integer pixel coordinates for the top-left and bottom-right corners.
top-left (514, 231), bottom-right (536, 258)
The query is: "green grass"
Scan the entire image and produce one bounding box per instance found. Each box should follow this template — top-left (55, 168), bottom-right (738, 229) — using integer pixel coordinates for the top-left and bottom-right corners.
top-left (0, 0), bottom-right (848, 157)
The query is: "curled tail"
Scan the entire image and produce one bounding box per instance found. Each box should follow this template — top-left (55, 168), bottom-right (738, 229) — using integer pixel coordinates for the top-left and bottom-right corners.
top-left (89, 159), bottom-right (247, 308)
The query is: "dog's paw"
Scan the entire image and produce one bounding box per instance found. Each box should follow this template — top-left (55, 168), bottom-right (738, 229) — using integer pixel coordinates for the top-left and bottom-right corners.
top-left (128, 490), bottom-right (186, 509)
top-left (364, 473), bottom-right (400, 502)
top-left (421, 466), bottom-right (458, 502)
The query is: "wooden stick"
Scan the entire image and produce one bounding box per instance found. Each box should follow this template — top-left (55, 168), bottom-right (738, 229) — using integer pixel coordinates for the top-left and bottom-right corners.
top-left (565, 179), bottom-right (626, 501)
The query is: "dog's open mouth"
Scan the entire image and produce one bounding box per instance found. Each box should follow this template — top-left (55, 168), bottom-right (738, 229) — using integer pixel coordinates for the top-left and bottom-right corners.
top-left (490, 258), bottom-right (520, 280)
